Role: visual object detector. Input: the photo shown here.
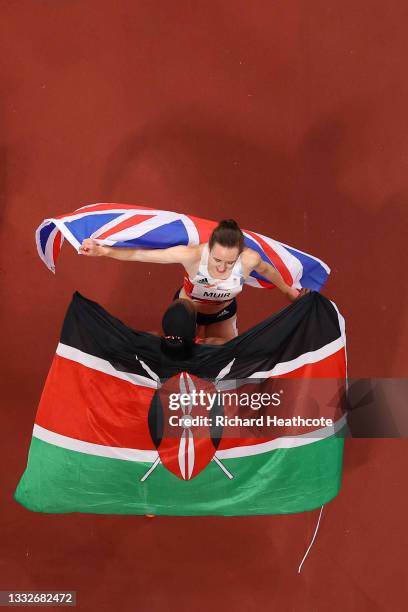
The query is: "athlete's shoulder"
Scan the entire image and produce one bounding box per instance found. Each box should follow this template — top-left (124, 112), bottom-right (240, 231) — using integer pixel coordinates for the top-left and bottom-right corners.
top-left (190, 243), bottom-right (204, 256)
top-left (241, 247), bottom-right (261, 267)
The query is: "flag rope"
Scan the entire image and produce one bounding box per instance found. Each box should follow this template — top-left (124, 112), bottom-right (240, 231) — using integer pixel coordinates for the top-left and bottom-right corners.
top-left (297, 505), bottom-right (324, 573)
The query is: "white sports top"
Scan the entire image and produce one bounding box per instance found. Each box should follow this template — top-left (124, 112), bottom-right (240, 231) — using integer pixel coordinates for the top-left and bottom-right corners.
top-left (183, 243), bottom-right (245, 304)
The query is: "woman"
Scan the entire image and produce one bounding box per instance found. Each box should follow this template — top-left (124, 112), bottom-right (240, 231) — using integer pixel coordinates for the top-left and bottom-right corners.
top-left (79, 219), bottom-right (309, 341)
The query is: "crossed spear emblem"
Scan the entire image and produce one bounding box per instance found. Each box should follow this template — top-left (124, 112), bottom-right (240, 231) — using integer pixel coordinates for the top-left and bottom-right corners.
top-left (135, 355), bottom-right (236, 482)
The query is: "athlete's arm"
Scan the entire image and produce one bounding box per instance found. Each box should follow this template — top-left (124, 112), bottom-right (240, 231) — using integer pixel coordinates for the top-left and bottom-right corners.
top-left (79, 238), bottom-right (198, 265)
top-left (243, 250), bottom-right (308, 301)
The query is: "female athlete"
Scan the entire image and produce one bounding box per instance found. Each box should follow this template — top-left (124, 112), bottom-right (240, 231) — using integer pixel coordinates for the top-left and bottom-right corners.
top-left (79, 219), bottom-right (309, 342)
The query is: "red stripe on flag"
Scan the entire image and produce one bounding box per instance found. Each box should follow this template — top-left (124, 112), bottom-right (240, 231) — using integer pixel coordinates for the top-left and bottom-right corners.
top-left (34, 347), bottom-right (346, 457)
top-left (35, 355), bottom-right (156, 449)
top-left (52, 231), bottom-right (62, 266)
top-left (244, 229), bottom-right (293, 285)
top-left (187, 215), bottom-right (217, 243)
top-left (273, 347), bottom-right (346, 379)
top-left (217, 347), bottom-right (346, 451)
top-left (96, 214), bottom-right (156, 239)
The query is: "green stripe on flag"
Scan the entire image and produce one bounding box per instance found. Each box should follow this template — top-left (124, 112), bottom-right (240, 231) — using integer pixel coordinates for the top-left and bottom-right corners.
top-left (14, 433), bottom-right (345, 516)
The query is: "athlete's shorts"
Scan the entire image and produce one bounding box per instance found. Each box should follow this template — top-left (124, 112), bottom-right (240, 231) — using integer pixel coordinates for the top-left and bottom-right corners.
top-left (173, 288), bottom-right (237, 326)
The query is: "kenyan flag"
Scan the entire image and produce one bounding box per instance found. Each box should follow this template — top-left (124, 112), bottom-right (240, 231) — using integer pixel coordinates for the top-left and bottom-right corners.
top-left (14, 291), bottom-right (347, 515)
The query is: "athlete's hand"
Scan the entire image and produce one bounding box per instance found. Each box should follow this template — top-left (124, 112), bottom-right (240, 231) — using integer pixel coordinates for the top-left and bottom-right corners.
top-left (286, 287), bottom-right (311, 301)
top-left (78, 238), bottom-right (107, 257)
top-left (297, 288), bottom-right (312, 298)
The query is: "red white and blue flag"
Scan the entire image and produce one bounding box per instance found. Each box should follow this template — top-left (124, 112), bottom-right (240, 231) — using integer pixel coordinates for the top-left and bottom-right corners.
top-left (36, 203), bottom-right (330, 290)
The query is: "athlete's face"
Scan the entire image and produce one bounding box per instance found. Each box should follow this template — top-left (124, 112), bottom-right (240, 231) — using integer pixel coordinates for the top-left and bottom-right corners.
top-left (209, 243), bottom-right (240, 275)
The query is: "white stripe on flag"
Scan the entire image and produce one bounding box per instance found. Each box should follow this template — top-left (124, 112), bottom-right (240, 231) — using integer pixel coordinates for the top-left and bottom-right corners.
top-left (187, 429), bottom-right (195, 479)
top-left (248, 337), bottom-right (345, 379)
top-left (278, 239), bottom-right (331, 274)
top-left (215, 358), bottom-right (236, 383)
top-left (32, 424), bottom-right (159, 462)
top-left (179, 214), bottom-right (200, 245)
top-left (56, 343), bottom-right (158, 388)
top-left (216, 414), bottom-right (347, 459)
top-left (35, 222), bottom-right (59, 272)
top-left (178, 430), bottom-right (187, 478)
top-left (242, 230), bottom-right (303, 288)
top-left (92, 210), bottom-right (178, 243)
top-left (32, 414), bottom-right (346, 464)
top-left (259, 233), bottom-right (304, 286)
top-left (43, 225), bottom-right (60, 271)
top-left (52, 218), bottom-right (81, 250)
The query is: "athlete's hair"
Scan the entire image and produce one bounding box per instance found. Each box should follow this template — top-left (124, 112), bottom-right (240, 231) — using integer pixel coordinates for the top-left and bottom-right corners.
top-left (209, 219), bottom-right (245, 253)
top-left (161, 299), bottom-right (197, 358)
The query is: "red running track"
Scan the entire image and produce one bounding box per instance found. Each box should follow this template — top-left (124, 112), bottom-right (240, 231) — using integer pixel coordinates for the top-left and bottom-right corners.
top-left (1, 2), bottom-right (407, 610)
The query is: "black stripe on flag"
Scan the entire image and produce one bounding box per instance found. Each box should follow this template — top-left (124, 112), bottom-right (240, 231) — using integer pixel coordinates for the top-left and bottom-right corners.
top-left (59, 291), bottom-right (342, 381)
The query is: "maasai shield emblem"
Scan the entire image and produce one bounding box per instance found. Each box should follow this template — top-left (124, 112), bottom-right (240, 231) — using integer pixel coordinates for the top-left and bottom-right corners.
top-left (148, 372), bottom-right (223, 480)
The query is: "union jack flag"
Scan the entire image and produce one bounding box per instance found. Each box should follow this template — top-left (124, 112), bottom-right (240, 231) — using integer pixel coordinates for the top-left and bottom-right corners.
top-left (35, 203), bottom-right (330, 290)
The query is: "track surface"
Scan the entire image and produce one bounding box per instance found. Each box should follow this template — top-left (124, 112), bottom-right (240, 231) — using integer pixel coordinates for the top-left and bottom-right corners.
top-left (1, 2), bottom-right (407, 610)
